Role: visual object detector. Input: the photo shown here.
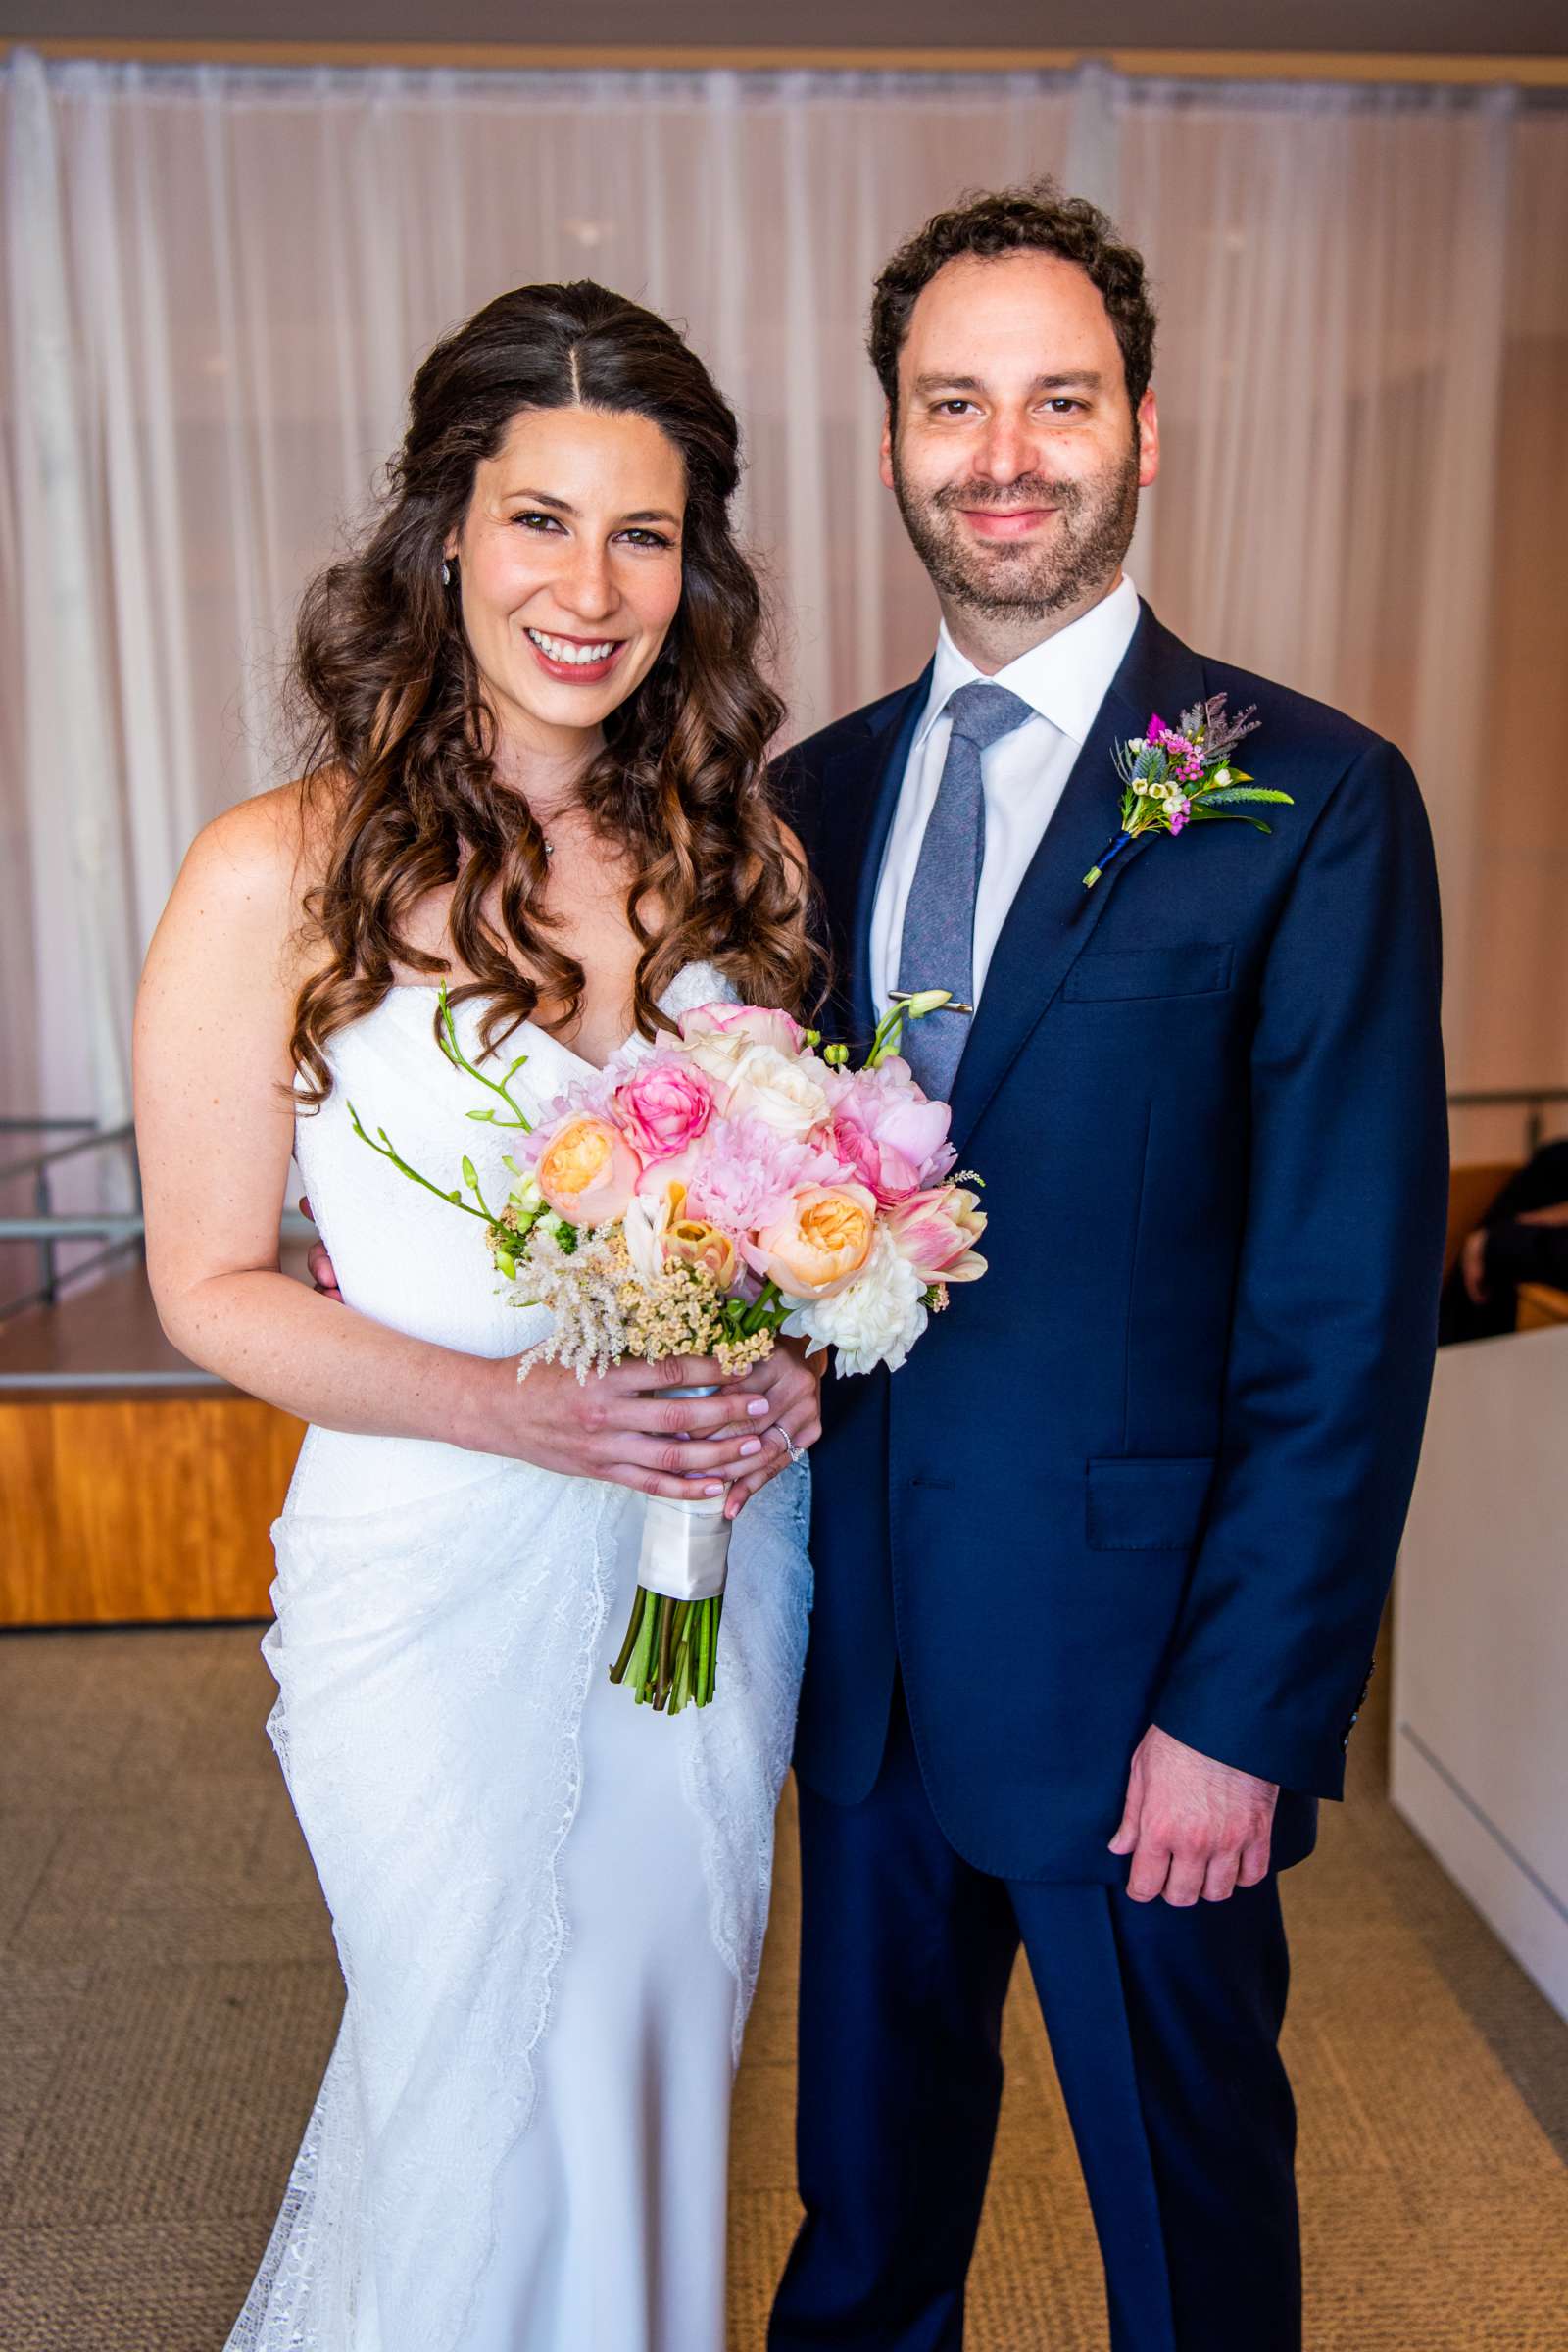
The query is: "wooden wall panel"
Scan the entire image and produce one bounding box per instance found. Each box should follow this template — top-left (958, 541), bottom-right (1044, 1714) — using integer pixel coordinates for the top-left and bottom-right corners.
top-left (0, 1396), bottom-right (304, 1625)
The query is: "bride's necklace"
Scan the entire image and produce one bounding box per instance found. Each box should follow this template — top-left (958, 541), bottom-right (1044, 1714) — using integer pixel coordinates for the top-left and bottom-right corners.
top-left (531, 804), bottom-right (569, 859)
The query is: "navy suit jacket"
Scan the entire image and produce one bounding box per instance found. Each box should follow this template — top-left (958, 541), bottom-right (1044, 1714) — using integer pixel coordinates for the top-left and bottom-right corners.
top-left (773, 602), bottom-right (1447, 1885)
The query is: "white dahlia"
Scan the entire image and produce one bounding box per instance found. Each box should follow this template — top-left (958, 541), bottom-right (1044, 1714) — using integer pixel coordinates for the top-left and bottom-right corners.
top-left (785, 1225), bottom-right (928, 1378)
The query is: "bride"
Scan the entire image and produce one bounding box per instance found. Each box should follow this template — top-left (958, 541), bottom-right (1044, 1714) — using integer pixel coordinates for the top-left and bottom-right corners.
top-left (133, 280), bottom-right (821, 2352)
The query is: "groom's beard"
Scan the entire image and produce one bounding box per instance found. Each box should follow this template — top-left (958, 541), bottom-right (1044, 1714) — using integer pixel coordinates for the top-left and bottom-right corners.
top-left (892, 437), bottom-right (1141, 623)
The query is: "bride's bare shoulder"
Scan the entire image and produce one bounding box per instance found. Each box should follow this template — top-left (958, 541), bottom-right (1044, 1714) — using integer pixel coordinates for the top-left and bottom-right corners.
top-left (158, 770), bottom-right (348, 991)
top-left (207, 767), bottom-right (344, 873)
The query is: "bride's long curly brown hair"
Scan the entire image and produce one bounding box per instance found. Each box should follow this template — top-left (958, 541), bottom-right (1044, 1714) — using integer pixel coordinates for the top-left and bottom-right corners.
top-left (287, 280), bottom-right (817, 1106)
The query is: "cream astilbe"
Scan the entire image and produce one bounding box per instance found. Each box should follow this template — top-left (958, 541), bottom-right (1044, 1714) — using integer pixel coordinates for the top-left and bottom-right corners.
top-left (514, 1224), bottom-right (636, 1384)
top-left (514, 1222), bottom-right (776, 1384)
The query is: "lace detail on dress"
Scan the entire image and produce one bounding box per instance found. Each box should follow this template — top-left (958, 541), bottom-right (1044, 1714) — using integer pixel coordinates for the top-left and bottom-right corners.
top-left (229, 1464), bottom-right (625, 2352)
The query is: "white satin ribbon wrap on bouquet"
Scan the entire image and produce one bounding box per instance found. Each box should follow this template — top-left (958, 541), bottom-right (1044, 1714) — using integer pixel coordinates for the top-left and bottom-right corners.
top-left (637, 1493), bottom-right (733, 1603)
top-left (637, 1383), bottom-right (733, 1602)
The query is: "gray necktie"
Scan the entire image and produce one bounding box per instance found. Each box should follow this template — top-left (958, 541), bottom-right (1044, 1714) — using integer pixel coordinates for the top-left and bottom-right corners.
top-left (895, 679), bottom-right (1034, 1101)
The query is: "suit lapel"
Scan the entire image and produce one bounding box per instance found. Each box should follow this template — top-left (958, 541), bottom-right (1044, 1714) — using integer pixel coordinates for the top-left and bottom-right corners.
top-left (946, 605), bottom-right (1207, 1153)
top-left (818, 662), bottom-right (930, 1049)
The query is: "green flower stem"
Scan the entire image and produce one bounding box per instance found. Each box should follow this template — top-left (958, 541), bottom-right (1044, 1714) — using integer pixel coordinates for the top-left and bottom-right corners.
top-left (741, 1280), bottom-right (784, 1337)
top-left (623, 1590), bottom-right (659, 1700)
top-left (435, 983), bottom-right (534, 1131)
top-left (460, 1156), bottom-right (499, 1225)
top-left (670, 1624), bottom-right (694, 1715)
top-left (608, 1585), bottom-right (648, 1686)
top-left (654, 1594), bottom-right (678, 1710)
top-left (346, 1102), bottom-right (496, 1224)
top-left (865, 1002), bottom-right (908, 1069)
top-left (698, 1596), bottom-right (713, 1706)
top-left (612, 1583), bottom-right (725, 1711)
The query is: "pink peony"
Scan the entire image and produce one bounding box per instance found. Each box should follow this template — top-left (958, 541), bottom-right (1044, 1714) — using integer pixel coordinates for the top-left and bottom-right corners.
top-left (885, 1185), bottom-right (989, 1285)
top-left (611, 1055), bottom-right (716, 1166)
top-left (682, 1114), bottom-right (852, 1238)
top-left (818, 1062), bottom-right (956, 1206)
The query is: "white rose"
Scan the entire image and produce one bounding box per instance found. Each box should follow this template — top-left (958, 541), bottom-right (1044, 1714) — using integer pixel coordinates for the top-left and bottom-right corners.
top-left (681, 1026), bottom-right (756, 1091)
top-left (720, 1043), bottom-right (831, 1141)
top-left (784, 1226), bottom-right (928, 1378)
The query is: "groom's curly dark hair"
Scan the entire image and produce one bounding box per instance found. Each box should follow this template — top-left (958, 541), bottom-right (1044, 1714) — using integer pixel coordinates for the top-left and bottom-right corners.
top-left (868, 178), bottom-right (1157, 425)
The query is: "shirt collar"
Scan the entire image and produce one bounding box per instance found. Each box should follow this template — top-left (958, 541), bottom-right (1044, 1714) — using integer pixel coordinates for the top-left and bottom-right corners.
top-left (912, 573), bottom-right (1142, 758)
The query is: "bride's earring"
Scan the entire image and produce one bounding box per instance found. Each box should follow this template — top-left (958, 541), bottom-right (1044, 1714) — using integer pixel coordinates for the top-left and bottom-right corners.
top-left (441, 557), bottom-right (453, 586)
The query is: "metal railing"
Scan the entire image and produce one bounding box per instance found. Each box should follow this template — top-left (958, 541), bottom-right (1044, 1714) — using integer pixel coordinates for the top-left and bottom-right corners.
top-left (0, 1121), bottom-right (142, 1317)
top-left (0, 1116), bottom-right (98, 1135)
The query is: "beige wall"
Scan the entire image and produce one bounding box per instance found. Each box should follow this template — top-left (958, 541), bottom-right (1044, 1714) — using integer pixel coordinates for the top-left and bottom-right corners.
top-left (1464, 118), bottom-right (1568, 1158)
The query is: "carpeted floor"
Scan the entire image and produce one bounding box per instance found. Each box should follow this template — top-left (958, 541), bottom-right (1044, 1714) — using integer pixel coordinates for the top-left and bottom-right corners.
top-left (2, 1624), bottom-right (1566, 2351)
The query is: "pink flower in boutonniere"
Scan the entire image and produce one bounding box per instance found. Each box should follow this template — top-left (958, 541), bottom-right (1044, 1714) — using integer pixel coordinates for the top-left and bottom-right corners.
top-left (1083, 694), bottom-right (1292, 888)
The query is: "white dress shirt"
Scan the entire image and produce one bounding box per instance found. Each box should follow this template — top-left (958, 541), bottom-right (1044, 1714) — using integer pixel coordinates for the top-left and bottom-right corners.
top-left (869, 573), bottom-right (1141, 1014)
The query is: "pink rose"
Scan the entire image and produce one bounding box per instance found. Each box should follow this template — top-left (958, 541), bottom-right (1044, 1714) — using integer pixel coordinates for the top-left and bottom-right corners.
top-left (534, 1113), bottom-right (642, 1227)
top-left (612, 1056), bottom-right (715, 1166)
top-left (678, 1001), bottom-right (806, 1057)
top-left (885, 1185), bottom-right (989, 1285)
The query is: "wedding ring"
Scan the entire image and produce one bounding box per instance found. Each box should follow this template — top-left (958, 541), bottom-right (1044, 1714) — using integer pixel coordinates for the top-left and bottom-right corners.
top-left (772, 1422), bottom-right (808, 1467)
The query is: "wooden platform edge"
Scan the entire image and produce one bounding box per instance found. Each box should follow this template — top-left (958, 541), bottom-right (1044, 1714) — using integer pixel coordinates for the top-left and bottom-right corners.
top-left (0, 1392), bottom-right (303, 1627)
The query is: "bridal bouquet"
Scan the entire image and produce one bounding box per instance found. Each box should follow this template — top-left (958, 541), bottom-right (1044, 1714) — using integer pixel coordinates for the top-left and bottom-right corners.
top-left (350, 988), bottom-right (986, 1715)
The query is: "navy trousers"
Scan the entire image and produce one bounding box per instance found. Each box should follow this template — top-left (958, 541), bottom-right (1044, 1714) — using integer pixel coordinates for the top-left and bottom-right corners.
top-left (769, 1684), bottom-right (1300, 2352)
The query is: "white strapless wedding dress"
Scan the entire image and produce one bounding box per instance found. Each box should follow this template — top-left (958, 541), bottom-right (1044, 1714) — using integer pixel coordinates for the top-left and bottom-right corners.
top-left (225, 962), bottom-right (812, 2352)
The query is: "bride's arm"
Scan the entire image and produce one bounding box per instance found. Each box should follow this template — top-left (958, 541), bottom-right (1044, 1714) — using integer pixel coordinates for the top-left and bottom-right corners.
top-left (132, 791), bottom-right (772, 1495)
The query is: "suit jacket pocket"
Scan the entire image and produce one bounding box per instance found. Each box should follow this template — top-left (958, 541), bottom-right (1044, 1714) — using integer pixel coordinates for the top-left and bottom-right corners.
top-left (1086, 1456), bottom-right (1218, 1551)
top-left (1063, 943), bottom-right (1234, 1003)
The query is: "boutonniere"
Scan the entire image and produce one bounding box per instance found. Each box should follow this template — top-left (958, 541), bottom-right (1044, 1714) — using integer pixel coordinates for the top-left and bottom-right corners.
top-left (1082, 696), bottom-right (1292, 888)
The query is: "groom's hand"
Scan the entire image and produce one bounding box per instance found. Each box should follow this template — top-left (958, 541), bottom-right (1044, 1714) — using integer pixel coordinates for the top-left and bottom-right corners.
top-left (1109, 1724), bottom-right (1278, 1906)
top-left (718, 1337), bottom-right (823, 1521)
top-left (298, 1197), bottom-right (342, 1303)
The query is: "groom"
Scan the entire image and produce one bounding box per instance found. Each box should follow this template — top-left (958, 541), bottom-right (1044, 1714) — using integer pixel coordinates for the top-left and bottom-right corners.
top-left (767, 183), bottom-right (1447, 2352)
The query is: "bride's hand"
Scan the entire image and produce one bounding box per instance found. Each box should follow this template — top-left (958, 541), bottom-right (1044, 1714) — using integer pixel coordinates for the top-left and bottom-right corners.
top-left (478, 1351), bottom-right (780, 1502)
top-left (718, 1338), bottom-right (823, 1521)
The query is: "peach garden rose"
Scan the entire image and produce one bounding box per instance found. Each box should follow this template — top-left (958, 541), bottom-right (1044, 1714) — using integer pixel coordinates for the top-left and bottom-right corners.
top-left (748, 1181), bottom-right (878, 1302)
top-left (534, 1113), bottom-right (642, 1227)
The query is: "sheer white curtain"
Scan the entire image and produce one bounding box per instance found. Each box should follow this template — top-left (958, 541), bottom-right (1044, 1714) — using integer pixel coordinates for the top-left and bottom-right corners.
top-left (3, 51), bottom-right (1565, 1168)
